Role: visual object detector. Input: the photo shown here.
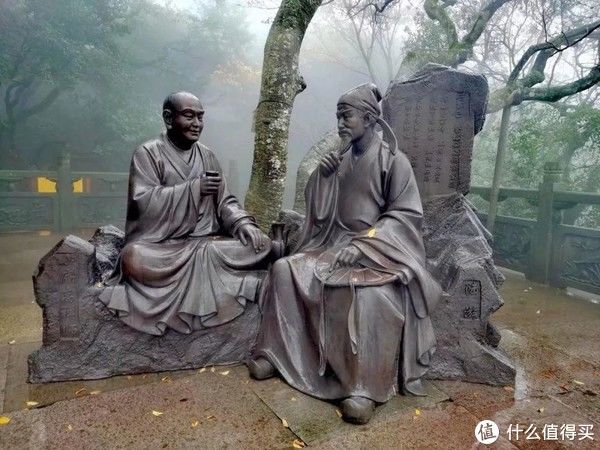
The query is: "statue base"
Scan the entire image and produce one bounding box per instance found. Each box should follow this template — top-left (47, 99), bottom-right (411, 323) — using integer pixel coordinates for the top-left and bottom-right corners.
top-left (28, 226), bottom-right (260, 383)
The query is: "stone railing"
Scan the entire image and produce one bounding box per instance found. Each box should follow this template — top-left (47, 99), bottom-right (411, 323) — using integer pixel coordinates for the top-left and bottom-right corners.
top-left (0, 154), bottom-right (128, 232)
top-left (470, 162), bottom-right (600, 295)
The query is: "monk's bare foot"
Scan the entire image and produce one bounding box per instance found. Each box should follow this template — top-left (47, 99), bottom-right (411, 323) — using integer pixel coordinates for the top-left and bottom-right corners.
top-left (247, 357), bottom-right (276, 380)
top-left (340, 396), bottom-right (375, 424)
top-left (404, 378), bottom-right (427, 396)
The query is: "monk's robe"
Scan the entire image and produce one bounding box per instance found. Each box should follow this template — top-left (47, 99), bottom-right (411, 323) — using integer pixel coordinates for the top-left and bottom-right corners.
top-left (100, 133), bottom-right (270, 335)
top-left (254, 134), bottom-right (441, 402)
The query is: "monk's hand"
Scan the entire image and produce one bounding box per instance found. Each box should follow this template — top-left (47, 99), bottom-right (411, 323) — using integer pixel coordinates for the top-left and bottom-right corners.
top-left (237, 223), bottom-right (271, 253)
top-left (319, 152), bottom-right (342, 177)
top-left (330, 244), bottom-right (362, 270)
top-left (199, 173), bottom-right (222, 195)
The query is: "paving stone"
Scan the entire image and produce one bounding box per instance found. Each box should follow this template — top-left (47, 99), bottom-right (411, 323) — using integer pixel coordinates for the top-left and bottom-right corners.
top-left (0, 366), bottom-right (296, 449)
top-left (248, 375), bottom-right (448, 445)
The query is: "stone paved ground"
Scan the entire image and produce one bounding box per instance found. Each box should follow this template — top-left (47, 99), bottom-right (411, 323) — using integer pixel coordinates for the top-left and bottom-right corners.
top-left (0, 231), bottom-right (598, 449)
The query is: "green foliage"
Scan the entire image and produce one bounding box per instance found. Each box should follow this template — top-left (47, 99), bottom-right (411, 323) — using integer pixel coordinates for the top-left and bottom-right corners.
top-left (402, 13), bottom-right (452, 69)
top-left (0, 0), bottom-right (252, 170)
top-left (472, 102), bottom-right (600, 227)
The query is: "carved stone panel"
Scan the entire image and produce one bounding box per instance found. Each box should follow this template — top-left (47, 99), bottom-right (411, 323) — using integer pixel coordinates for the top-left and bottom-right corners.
top-left (559, 232), bottom-right (600, 293)
top-left (462, 280), bottom-right (482, 319)
top-left (382, 64), bottom-right (488, 199)
top-left (75, 196), bottom-right (126, 227)
top-left (0, 195), bottom-right (55, 230)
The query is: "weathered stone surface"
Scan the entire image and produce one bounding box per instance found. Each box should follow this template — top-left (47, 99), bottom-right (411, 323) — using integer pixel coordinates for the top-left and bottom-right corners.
top-left (28, 227), bottom-right (260, 383)
top-left (89, 225), bottom-right (124, 283)
top-left (293, 130), bottom-right (340, 214)
top-left (423, 195), bottom-right (514, 384)
top-left (382, 64), bottom-right (488, 199)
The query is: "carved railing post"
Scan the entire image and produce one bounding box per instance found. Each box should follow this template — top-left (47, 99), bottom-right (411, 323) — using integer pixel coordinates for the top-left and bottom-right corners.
top-left (528, 162), bottom-right (563, 283)
top-left (56, 152), bottom-right (74, 232)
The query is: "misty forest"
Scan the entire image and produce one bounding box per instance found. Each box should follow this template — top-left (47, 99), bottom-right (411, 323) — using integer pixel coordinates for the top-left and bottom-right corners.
top-left (0, 0), bottom-right (598, 229)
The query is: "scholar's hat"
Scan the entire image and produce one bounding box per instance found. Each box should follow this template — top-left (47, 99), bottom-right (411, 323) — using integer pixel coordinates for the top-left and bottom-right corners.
top-left (337, 83), bottom-right (383, 117)
top-left (336, 83), bottom-right (397, 154)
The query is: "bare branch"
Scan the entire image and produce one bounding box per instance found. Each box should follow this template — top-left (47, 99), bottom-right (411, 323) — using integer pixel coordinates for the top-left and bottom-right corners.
top-left (460, 0), bottom-right (513, 49)
top-left (351, 0), bottom-right (396, 16)
top-left (508, 19), bottom-right (600, 83)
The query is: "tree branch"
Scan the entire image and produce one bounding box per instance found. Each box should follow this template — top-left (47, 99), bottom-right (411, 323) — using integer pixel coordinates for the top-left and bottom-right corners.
top-left (460, 0), bottom-right (513, 50)
top-left (508, 19), bottom-right (600, 83)
top-left (522, 65), bottom-right (600, 103)
top-left (423, 0), bottom-right (458, 47)
top-left (14, 84), bottom-right (67, 121)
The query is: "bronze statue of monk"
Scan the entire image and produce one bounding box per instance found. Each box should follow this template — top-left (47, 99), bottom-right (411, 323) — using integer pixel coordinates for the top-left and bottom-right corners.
top-left (100, 92), bottom-right (271, 335)
top-left (248, 84), bottom-right (441, 424)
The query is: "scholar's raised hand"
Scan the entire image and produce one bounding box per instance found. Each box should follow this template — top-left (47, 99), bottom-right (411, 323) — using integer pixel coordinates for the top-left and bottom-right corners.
top-left (319, 152), bottom-right (342, 177)
top-left (238, 223), bottom-right (271, 253)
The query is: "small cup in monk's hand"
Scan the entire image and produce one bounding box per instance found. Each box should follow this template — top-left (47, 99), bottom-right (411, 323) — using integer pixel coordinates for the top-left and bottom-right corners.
top-left (200, 170), bottom-right (222, 195)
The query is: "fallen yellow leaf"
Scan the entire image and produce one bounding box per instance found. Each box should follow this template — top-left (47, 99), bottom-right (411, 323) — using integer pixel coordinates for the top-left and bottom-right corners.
top-left (414, 408), bottom-right (421, 416)
top-left (199, 368), bottom-right (207, 373)
top-left (191, 420), bottom-right (200, 428)
top-left (151, 410), bottom-right (164, 417)
top-left (75, 388), bottom-right (87, 396)
top-left (89, 390), bottom-right (101, 396)
top-left (282, 418), bottom-right (289, 428)
top-left (292, 439), bottom-right (306, 448)
top-left (219, 370), bottom-right (230, 376)
top-left (335, 409), bottom-right (342, 418)
top-left (161, 376), bottom-right (171, 383)
top-left (0, 416), bottom-right (11, 425)
top-left (367, 228), bottom-right (377, 238)
top-left (25, 401), bottom-right (39, 407)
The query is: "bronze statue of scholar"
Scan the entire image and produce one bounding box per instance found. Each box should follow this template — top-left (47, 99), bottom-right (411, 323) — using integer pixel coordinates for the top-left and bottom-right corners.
top-left (248, 84), bottom-right (441, 424)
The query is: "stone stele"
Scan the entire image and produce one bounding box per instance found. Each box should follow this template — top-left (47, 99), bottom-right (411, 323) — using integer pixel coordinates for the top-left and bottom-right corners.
top-left (382, 63), bottom-right (488, 199)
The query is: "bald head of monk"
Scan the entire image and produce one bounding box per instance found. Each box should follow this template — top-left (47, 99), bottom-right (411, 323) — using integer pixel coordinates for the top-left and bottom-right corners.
top-left (162, 91), bottom-right (204, 150)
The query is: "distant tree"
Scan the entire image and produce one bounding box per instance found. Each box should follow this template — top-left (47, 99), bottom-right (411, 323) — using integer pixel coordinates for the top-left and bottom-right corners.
top-left (0, 0), bottom-right (132, 166)
top-left (0, 0), bottom-right (253, 170)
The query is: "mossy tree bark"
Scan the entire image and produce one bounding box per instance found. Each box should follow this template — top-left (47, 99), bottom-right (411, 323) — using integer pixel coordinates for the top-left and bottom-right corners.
top-left (245, 0), bottom-right (323, 230)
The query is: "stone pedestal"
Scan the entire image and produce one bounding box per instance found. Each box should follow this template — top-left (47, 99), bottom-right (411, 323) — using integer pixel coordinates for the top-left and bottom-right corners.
top-left (28, 226), bottom-right (260, 383)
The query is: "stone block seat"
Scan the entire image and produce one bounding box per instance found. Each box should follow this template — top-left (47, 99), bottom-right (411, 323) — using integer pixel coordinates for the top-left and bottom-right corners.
top-left (28, 225), bottom-right (272, 383)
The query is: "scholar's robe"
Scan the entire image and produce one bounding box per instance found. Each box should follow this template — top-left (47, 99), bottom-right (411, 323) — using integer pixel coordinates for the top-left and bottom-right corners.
top-left (100, 133), bottom-right (270, 335)
top-left (253, 134), bottom-right (441, 402)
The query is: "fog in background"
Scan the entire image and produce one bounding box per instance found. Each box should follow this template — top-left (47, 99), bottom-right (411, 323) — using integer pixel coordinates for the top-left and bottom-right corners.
top-left (1, 0), bottom-right (598, 215)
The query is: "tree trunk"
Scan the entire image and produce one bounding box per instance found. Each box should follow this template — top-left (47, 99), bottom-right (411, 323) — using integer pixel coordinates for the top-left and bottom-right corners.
top-left (486, 106), bottom-right (512, 234)
top-left (244, 0), bottom-right (322, 229)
